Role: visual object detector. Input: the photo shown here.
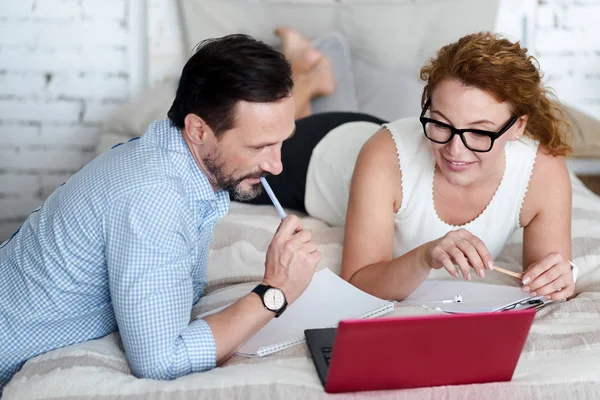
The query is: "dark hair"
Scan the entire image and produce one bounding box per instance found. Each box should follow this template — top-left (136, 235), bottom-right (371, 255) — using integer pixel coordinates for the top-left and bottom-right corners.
top-left (168, 34), bottom-right (293, 135)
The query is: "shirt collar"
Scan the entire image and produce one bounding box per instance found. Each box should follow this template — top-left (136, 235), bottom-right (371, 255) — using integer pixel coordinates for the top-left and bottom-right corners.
top-left (144, 119), bottom-right (230, 218)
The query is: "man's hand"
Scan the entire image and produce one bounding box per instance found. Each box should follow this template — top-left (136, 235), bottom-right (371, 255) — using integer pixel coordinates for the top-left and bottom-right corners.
top-left (204, 215), bottom-right (321, 365)
top-left (262, 215), bottom-right (321, 304)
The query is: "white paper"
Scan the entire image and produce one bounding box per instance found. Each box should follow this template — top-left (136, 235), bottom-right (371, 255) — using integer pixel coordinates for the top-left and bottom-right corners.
top-left (403, 280), bottom-right (549, 314)
top-left (224, 268), bottom-right (394, 357)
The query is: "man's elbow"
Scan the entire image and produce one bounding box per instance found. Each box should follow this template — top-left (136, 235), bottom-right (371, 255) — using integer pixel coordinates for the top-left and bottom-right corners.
top-left (131, 359), bottom-right (214, 381)
top-left (131, 362), bottom-right (176, 381)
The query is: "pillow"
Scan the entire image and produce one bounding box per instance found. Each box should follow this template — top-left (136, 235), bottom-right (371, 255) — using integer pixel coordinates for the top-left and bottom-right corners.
top-left (353, 59), bottom-right (424, 122)
top-left (563, 103), bottom-right (600, 159)
top-left (310, 32), bottom-right (359, 114)
top-left (103, 80), bottom-right (177, 136)
top-left (97, 32), bottom-right (359, 155)
top-left (96, 80), bottom-right (177, 155)
top-left (337, 0), bottom-right (499, 74)
top-left (179, 0), bottom-right (500, 76)
top-left (179, 0), bottom-right (337, 50)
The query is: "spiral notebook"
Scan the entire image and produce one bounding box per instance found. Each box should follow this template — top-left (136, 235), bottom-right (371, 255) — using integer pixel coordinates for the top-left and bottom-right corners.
top-left (197, 268), bottom-right (394, 357)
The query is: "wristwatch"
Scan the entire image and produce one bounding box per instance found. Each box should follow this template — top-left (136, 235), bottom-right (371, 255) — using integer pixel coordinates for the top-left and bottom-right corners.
top-left (252, 284), bottom-right (288, 318)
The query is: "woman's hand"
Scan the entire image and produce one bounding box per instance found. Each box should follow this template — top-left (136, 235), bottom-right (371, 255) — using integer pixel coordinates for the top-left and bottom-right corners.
top-left (521, 252), bottom-right (575, 300)
top-left (425, 228), bottom-right (494, 280)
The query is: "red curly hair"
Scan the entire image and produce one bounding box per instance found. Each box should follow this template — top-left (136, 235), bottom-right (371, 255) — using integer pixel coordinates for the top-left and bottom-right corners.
top-left (420, 32), bottom-right (572, 156)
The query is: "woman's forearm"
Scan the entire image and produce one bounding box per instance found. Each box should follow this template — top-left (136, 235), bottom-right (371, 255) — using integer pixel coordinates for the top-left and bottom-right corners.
top-left (347, 244), bottom-right (432, 301)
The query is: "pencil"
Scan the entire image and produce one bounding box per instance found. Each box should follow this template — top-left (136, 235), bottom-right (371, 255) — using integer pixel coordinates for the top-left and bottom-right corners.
top-left (492, 265), bottom-right (524, 280)
top-left (260, 177), bottom-right (287, 220)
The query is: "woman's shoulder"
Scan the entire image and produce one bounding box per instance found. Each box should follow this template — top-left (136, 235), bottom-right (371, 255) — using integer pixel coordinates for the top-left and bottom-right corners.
top-left (356, 117), bottom-right (431, 215)
top-left (383, 117), bottom-right (429, 153)
top-left (357, 116), bottom-right (431, 176)
top-left (520, 145), bottom-right (571, 225)
top-left (361, 115), bottom-right (423, 155)
top-left (356, 126), bottom-right (401, 170)
top-left (383, 116), bottom-right (422, 135)
top-left (352, 127), bottom-right (404, 213)
top-left (530, 145), bottom-right (570, 183)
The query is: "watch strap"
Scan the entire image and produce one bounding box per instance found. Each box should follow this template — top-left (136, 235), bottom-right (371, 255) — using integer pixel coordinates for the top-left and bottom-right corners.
top-left (252, 284), bottom-right (287, 318)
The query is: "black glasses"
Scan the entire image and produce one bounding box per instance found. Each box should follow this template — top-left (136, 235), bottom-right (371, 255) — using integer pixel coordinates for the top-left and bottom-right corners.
top-left (499, 299), bottom-right (545, 312)
top-left (419, 99), bottom-right (518, 153)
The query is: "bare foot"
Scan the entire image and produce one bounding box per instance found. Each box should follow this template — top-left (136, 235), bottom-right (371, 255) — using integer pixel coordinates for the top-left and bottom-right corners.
top-left (275, 26), bottom-right (322, 73)
top-left (309, 57), bottom-right (336, 97)
top-left (290, 57), bottom-right (336, 119)
top-left (276, 27), bottom-right (336, 118)
top-left (291, 74), bottom-right (313, 119)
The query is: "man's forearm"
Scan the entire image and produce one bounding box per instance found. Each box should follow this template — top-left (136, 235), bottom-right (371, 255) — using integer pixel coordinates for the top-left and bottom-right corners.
top-left (204, 291), bottom-right (274, 364)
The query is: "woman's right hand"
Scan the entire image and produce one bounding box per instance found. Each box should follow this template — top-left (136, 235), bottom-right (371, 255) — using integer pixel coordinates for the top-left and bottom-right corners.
top-left (424, 228), bottom-right (494, 280)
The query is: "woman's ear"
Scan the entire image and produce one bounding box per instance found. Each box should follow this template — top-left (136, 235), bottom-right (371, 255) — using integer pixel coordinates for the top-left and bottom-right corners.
top-left (512, 114), bottom-right (529, 140)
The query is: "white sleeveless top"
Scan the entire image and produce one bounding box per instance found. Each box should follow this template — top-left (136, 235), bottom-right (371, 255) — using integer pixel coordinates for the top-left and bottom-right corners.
top-left (305, 117), bottom-right (538, 259)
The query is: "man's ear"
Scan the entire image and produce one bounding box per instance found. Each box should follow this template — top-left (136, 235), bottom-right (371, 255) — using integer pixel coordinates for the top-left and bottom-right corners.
top-left (512, 114), bottom-right (529, 140)
top-left (183, 114), bottom-right (212, 145)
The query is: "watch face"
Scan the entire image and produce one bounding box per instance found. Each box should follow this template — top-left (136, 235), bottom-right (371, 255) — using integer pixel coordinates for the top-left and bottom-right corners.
top-left (264, 288), bottom-right (285, 311)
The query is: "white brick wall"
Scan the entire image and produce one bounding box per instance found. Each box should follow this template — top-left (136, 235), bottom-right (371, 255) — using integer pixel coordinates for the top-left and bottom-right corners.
top-left (0, 0), bottom-right (131, 240)
top-left (535, 0), bottom-right (600, 118)
top-left (147, 0), bottom-right (185, 86)
top-left (1, 0), bottom-right (599, 240)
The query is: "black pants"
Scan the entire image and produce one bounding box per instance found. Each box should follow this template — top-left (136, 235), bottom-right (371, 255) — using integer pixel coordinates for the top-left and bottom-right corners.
top-left (240, 112), bottom-right (386, 213)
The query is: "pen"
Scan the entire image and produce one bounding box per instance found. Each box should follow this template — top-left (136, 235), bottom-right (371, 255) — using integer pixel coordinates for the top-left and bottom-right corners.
top-left (260, 177), bottom-right (287, 220)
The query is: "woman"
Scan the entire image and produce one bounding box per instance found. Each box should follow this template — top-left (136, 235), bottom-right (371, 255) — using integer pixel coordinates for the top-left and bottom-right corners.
top-left (251, 30), bottom-right (576, 302)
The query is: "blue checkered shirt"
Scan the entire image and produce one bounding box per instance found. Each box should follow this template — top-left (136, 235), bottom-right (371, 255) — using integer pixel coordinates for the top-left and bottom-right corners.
top-left (0, 120), bottom-right (230, 390)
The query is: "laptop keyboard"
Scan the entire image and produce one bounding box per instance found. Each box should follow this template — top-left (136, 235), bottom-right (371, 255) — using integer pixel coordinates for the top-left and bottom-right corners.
top-left (321, 347), bottom-right (332, 365)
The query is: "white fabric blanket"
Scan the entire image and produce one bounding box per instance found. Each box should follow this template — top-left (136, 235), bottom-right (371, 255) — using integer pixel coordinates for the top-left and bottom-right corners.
top-left (4, 175), bottom-right (600, 400)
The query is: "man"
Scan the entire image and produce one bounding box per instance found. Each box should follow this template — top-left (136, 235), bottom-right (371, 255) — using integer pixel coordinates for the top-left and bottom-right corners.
top-left (0, 34), bottom-right (321, 390)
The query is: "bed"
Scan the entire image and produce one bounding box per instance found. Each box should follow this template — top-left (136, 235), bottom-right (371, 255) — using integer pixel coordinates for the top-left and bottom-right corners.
top-left (5, 1), bottom-right (600, 398)
top-left (5, 175), bottom-right (600, 399)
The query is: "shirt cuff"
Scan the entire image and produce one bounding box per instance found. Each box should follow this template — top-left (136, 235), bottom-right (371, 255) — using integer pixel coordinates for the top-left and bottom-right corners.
top-left (180, 318), bottom-right (217, 373)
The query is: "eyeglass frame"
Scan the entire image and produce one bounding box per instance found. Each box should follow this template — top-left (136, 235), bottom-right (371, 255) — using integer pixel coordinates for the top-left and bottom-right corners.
top-left (419, 99), bottom-right (519, 153)
top-left (499, 298), bottom-right (545, 312)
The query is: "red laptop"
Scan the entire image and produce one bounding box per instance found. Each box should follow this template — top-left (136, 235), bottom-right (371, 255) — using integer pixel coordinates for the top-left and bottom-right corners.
top-left (304, 309), bottom-right (535, 393)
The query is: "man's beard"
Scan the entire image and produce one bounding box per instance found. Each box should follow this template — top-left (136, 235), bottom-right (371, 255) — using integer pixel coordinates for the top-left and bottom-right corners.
top-left (203, 151), bottom-right (265, 201)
